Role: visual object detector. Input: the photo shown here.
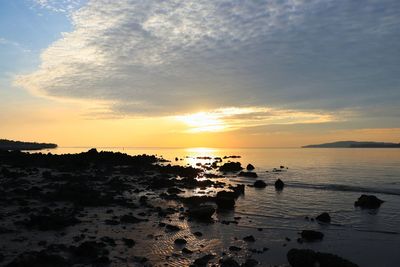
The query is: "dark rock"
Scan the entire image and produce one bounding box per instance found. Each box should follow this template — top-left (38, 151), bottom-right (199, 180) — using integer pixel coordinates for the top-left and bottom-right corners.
top-left (229, 246), bottom-right (241, 251)
top-left (316, 212), bottom-right (331, 223)
top-left (253, 180), bottom-right (267, 188)
top-left (71, 241), bottom-right (109, 263)
top-left (243, 235), bottom-right (255, 242)
top-left (19, 208), bottom-right (80, 231)
top-left (188, 205), bottom-right (215, 221)
top-left (216, 191), bottom-right (236, 209)
top-left (182, 247), bottom-right (193, 254)
top-left (122, 238), bottom-right (135, 248)
top-left (193, 231), bottom-right (203, 237)
top-left (219, 257), bottom-right (240, 267)
top-left (239, 171), bottom-right (258, 178)
top-left (174, 238), bottom-right (187, 245)
top-left (165, 224), bottom-right (180, 232)
top-left (300, 230), bottom-right (324, 242)
top-left (167, 187), bottom-right (184, 194)
top-left (242, 258), bottom-right (259, 267)
top-left (219, 162), bottom-right (243, 172)
top-left (274, 179), bottom-right (284, 190)
top-left (354, 194), bottom-right (384, 209)
top-left (287, 248), bottom-right (359, 267)
top-left (6, 251), bottom-right (68, 267)
top-left (192, 254), bottom-right (215, 266)
top-left (246, 164), bottom-right (255, 171)
top-left (120, 214), bottom-right (144, 224)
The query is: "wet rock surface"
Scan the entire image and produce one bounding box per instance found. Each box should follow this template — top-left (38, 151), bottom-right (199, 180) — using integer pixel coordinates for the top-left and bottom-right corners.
top-left (354, 194), bottom-right (384, 209)
top-left (287, 248), bottom-right (359, 267)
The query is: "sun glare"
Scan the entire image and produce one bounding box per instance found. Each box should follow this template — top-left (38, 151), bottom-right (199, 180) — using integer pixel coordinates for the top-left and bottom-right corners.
top-left (176, 112), bottom-right (226, 133)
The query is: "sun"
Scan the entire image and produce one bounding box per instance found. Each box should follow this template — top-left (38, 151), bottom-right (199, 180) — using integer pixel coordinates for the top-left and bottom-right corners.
top-left (176, 112), bottom-right (226, 133)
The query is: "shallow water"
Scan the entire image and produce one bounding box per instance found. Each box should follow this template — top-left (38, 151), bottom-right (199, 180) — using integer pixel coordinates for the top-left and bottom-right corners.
top-left (38, 147), bottom-right (400, 266)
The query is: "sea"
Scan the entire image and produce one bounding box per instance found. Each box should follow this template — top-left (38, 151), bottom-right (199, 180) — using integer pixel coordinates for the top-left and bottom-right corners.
top-left (34, 147), bottom-right (400, 266)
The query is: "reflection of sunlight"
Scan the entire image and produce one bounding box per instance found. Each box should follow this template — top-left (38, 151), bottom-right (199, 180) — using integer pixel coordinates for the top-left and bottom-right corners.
top-left (185, 147), bottom-right (218, 154)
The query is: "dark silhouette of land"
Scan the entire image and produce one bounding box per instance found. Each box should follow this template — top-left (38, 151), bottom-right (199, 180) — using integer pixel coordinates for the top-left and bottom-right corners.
top-left (0, 139), bottom-right (57, 150)
top-left (302, 141), bottom-right (400, 148)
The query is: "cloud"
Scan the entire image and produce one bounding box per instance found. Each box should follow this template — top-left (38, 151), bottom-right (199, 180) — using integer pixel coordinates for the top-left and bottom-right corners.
top-left (33, 0), bottom-right (84, 13)
top-left (174, 106), bottom-right (339, 133)
top-left (16, 0), bottom-right (400, 117)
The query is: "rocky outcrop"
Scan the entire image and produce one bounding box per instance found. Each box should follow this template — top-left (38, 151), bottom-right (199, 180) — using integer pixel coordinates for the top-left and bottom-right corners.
top-left (253, 180), bottom-right (267, 188)
top-left (354, 195), bottom-right (384, 209)
top-left (274, 179), bottom-right (284, 190)
top-left (316, 212), bottom-right (331, 223)
top-left (287, 249), bottom-right (359, 267)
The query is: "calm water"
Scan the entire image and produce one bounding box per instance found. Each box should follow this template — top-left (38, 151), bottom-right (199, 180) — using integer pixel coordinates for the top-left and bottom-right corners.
top-left (37, 147), bottom-right (400, 266)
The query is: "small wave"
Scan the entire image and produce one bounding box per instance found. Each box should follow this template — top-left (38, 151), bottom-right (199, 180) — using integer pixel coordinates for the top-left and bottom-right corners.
top-left (284, 182), bottom-right (400, 196)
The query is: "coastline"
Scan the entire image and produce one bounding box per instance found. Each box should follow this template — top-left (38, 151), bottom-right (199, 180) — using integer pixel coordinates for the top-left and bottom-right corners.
top-left (0, 148), bottom-right (398, 266)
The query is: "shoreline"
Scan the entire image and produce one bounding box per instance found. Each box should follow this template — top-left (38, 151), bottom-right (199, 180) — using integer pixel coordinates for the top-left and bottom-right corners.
top-left (0, 149), bottom-right (389, 266)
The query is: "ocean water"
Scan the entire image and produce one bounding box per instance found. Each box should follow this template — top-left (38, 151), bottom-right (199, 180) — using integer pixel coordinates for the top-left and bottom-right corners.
top-left (38, 147), bottom-right (400, 266)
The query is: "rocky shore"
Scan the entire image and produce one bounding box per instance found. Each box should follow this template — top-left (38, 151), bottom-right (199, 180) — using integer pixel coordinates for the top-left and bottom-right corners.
top-left (0, 149), bottom-right (376, 266)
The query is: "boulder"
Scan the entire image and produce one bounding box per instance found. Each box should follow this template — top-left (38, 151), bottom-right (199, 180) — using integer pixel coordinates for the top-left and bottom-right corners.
top-left (242, 259), bottom-right (259, 267)
top-left (243, 235), bottom-right (256, 242)
top-left (174, 238), bottom-right (187, 245)
top-left (219, 162), bottom-right (243, 172)
top-left (354, 194), bottom-right (384, 209)
top-left (219, 257), bottom-right (240, 267)
top-left (300, 230), bottom-right (324, 242)
top-left (253, 180), bottom-right (267, 188)
top-left (246, 164), bottom-right (255, 171)
top-left (274, 179), bottom-right (284, 190)
top-left (316, 212), bottom-right (331, 223)
top-left (287, 248), bottom-right (359, 267)
top-left (188, 205), bottom-right (215, 221)
top-left (216, 191), bottom-right (236, 209)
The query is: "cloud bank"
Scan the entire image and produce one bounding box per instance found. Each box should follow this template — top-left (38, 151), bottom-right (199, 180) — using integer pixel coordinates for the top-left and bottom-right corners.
top-left (17, 0), bottom-right (400, 117)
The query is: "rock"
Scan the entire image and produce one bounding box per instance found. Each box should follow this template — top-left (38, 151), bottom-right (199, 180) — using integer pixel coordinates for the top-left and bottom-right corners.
top-left (316, 212), bottom-right (331, 223)
top-left (165, 224), bottom-right (180, 232)
top-left (193, 231), bottom-right (203, 237)
top-left (229, 246), bottom-right (241, 251)
top-left (287, 248), bottom-right (359, 267)
top-left (274, 179), bottom-right (284, 190)
top-left (239, 171), bottom-right (258, 178)
top-left (219, 162), bottom-right (243, 172)
top-left (300, 230), bottom-right (324, 242)
top-left (167, 187), bottom-right (184, 194)
top-left (122, 238), bottom-right (135, 248)
top-left (219, 257), bottom-right (240, 267)
top-left (253, 180), bottom-right (267, 188)
top-left (174, 238), bottom-right (187, 245)
top-left (216, 191), bottom-right (236, 209)
top-left (120, 214), bottom-right (144, 224)
top-left (354, 194), bottom-right (384, 209)
top-left (182, 247), bottom-right (193, 254)
top-left (243, 235), bottom-right (255, 242)
top-left (192, 254), bottom-right (215, 266)
top-left (19, 208), bottom-right (80, 231)
top-left (71, 241), bottom-right (109, 263)
top-left (6, 251), bottom-right (68, 267)
top-left (246, 164), bottom-right (255, 171)
top-left (242, 258), bottom-right (259, 267)
top-left (188, 205), bottom-right (215, 221)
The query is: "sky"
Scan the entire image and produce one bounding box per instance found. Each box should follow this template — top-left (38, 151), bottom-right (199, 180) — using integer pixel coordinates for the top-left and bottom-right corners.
top-left (0, 0), bottom-right (399, 147)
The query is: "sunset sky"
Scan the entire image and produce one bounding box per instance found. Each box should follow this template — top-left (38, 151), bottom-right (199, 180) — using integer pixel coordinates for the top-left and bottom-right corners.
top-left (1, 0), bottom-right (399, 147)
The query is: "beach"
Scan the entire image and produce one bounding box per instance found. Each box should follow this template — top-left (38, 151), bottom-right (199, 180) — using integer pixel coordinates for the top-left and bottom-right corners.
top-left (0, 147), bottom-right (399, 266)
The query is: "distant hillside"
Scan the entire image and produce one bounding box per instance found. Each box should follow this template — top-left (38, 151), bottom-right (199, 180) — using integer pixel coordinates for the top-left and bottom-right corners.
top-left (302, 141), bottom-right (400, 148)
top-left (0, 139), bottom-right (57, 151)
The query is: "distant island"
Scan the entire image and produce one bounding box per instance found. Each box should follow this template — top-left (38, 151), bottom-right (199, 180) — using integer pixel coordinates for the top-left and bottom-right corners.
top-left (0, 139), bottom-right (57, 151)
top-left (302, 141), bottom-right (400, 148)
